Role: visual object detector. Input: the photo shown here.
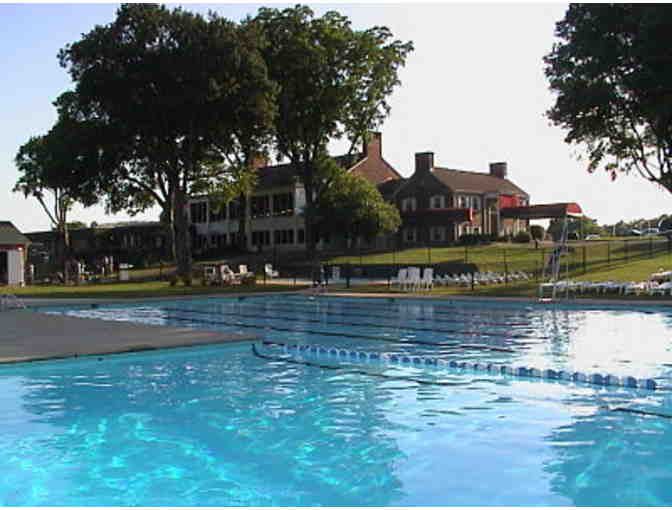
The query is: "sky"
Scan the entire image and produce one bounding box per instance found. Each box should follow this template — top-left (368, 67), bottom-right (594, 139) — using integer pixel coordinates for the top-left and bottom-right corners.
top-left (2, 2), bottom-right (671, 234)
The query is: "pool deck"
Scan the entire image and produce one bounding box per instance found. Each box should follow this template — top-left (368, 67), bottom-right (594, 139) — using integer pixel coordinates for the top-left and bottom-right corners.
top-left (0, 308), bottom-right (258, 365)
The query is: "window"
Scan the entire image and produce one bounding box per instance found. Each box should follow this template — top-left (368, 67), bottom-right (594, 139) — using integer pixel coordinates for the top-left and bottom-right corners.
top-left (431, 226), bottom-right (444, 242)
top-left (190, 202), bottom-right (207, 224)
top-left (471, 196), bottom-right (481, 210)
top-left (404, 227), bottom-right (417, 242)
top-left (274, 229), bottom-right (295, 245)
top-left (251, 230), bottom-right (271, 246)
top-left (209, 201), bottom-right (226, 222)
top-left (458, 196), bottom-right (468, 208)
top-left (272, 193), bottom-right (294, 215)
top-left (401, 197), bottom-right (417, 212)
top-left (228, 200), bottom-right (240, 220)
top-left (297, 229), bottom-right (305, 244)
top-left (251, 195), bottom-right (271, 218)
top-left (430, 195), bottom-right (445, 209)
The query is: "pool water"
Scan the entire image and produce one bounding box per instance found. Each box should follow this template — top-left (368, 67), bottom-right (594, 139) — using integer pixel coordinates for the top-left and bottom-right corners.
top-left (2, 296), bottom-right (672, 505)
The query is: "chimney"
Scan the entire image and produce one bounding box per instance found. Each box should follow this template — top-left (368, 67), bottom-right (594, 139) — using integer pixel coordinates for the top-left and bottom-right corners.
top-left (415, 152), bottom-right (434, 174)
top-left (363, 131), bottom-right (382, 159)
top-left (489, 162), bottom-right (507, 179)
top-left (250, 154), bottom-right (269, 169)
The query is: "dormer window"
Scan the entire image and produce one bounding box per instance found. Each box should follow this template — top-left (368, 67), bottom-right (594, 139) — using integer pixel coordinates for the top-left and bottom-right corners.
top-left (458, 196), bottom-right (469, 208)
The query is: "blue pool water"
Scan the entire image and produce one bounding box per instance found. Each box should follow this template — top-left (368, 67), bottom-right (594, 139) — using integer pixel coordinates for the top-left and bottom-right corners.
top-left (3, 295), bottom-right (672, 505)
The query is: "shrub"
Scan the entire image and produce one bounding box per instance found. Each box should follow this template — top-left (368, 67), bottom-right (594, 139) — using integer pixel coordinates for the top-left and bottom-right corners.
top-left (530, 225), bottom-right (545, 240)
top-left (513, 231), bottom-right (532, 243)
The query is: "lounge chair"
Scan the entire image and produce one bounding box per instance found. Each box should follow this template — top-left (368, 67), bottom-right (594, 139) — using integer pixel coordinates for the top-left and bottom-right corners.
top-left (264, 264), bottom-right (279, 278)
top-left (393, 268), bottom-right (408, 290)
top-left (238, 265), bottom-right (254, 279)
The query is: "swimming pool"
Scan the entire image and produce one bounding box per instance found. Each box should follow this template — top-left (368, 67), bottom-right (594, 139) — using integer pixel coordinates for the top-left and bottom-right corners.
top-left (3, 295), bottom-right (672, 505)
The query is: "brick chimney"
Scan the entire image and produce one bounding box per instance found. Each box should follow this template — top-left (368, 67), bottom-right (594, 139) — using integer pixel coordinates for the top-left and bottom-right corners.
top-left (489, 162), bottom-right (507, 179)
top-left (415, 152), bottom-right (434, 174)
top-left (363, 132), bottom-right (382, 159)
top-left (250, 154), bottom-right (269, 169)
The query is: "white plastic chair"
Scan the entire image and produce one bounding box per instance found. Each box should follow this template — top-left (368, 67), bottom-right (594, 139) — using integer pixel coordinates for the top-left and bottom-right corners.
top-left (407, 267), bottom-right (422, 292)
top-left (264, 264), bottom-right (279, 278)
top-left (393, 268), bottom-right (408, 290)
top-left (420, 268), bottom-right (434, 291)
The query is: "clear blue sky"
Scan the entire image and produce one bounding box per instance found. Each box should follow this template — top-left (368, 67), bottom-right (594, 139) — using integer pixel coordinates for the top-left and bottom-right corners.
top-left (2, 2), bottom-right (670, 233)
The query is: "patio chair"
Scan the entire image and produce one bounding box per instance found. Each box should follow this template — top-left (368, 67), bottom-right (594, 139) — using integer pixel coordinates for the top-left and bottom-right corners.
top-left (406, 267), bottom-right (422, 292)
top-left (331, 266), bottom-right (340, 281)
top-left (264, 263), bottom-right (279, 278)
top-left (219, 264), bottom-right (239, 285)
top-left (649, 281), bottom-right (672, 296)
top-left (238, 265), bottom-right (254, 279)
top-left (420, 268), bottom-right (434, 291)
top-left (392, 268), bottom-right (408, 290)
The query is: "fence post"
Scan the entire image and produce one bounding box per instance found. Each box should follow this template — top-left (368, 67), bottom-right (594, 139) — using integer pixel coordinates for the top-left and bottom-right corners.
top-left (583, 245), bottom-right (587, 274)
top-left (471, 272), bottom-right (474, 291)
top-left (346, 263), bottom-right (351, 289)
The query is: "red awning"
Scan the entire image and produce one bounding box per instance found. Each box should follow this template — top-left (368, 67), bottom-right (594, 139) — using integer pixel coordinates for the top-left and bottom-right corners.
top-left (500, 202), bottom-right (583, 220)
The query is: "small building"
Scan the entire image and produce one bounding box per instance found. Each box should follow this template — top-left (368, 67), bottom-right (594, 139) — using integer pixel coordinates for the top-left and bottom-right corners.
top-left (0, 221), bottom-right (30, 287)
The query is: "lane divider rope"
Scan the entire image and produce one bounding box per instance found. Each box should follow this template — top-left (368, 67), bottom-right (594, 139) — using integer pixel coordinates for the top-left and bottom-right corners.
top-left (260, 341), bottom-right (659, 391)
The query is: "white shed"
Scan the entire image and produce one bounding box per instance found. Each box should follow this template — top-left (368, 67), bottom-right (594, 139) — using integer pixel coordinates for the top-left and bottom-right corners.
top-left (0, 222), bottom-right (30, 287)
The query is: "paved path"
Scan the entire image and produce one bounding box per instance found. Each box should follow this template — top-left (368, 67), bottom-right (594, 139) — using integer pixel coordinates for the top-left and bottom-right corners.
top-left (0, 309), bottom-right (257, 364)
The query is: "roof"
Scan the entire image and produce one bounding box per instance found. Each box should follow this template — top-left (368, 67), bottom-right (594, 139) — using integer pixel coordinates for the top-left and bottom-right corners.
top-left (500, 202), bottom-right (583, 220)
top-left (0, 222), bottom-right (30, 246)
top-left (432, 167), bottom-right (529, 197)
top-left (256, 153), bottom-right (365, 189)
top-left (377, 177), bottom-right (407, 200)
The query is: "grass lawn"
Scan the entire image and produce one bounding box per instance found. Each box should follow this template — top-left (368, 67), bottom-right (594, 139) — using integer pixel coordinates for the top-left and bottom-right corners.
top-left (8, 280), bottom-right (304, 300)
top-left (6, 241), bottom-right (672, 301)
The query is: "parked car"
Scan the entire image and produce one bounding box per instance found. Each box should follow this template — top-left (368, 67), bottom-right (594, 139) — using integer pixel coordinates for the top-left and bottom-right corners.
top-left (629, 229), bottom-right (642, 236)
top-left (642, 228), bottom-right (660, 236)
top-left (585, 234), bottom-right (600, 240)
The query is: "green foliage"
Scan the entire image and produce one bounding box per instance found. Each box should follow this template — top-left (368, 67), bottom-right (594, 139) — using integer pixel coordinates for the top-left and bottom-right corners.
top-left (548, 216), bottom-right (602, 240)
top-left (252, 5), bottom-right (413, 254)
top-left (545, 4), bottom-right (672, 192)
top-left (530, 225), bottom-right (545, 240)
top-left (512, 231), bottom-right (531, 243)
top-left (313, 158), bottom-right (401, 241)
top-left (58, 4), bottom-right (276, 278)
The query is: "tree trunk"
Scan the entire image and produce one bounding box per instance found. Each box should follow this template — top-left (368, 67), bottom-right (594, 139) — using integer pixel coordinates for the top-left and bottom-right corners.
top-left (303, 177), bottom-right (317, 260)
top-left (55, 223), bottom-right (70, 284)
top-left (173, 187), bottom-right (193, 285)
top-left (237, 193), bottom-right (248, 251)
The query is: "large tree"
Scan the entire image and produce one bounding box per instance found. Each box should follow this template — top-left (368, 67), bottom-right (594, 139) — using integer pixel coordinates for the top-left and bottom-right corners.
top-left (14, 114), bottom-right (102, 279)
top-left (312, 158), bottom-right (401, 245)
top-left (545, 4), bottom-right (672, 190)
top-left (252, 5), bottom-right (413, 257)
top-left (58, 4), bottom-right (275, 283)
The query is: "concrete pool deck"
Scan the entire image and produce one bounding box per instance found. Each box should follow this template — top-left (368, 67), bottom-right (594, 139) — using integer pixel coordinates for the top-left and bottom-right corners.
top-left (0, 308), bottom-right (258, 364)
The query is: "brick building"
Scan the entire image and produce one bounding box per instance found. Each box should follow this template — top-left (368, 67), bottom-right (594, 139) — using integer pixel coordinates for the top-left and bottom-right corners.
top-left (389, 152), bottom-right (531, 245)
top-left (187, 132), bottom-right (402, 253)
